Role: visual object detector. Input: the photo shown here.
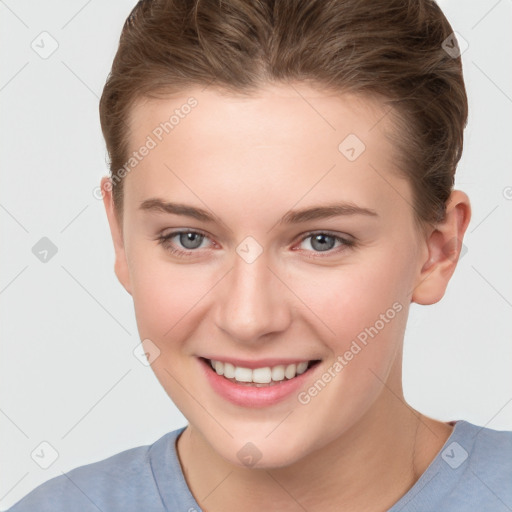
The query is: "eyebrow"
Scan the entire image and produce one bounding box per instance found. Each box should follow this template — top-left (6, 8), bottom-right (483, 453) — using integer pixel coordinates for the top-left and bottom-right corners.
top-left (139, 198), bottom-right (378, 224)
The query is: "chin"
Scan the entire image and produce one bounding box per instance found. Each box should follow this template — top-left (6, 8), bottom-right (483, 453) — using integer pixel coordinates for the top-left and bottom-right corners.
top-left (206, 427), bottom-right (318, 470)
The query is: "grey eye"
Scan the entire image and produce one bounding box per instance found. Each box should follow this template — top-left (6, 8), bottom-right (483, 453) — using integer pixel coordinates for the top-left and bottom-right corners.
top-left (309, 234), bottom-right (336, 252)
top-left (179, 232), bottom-right (204, 249)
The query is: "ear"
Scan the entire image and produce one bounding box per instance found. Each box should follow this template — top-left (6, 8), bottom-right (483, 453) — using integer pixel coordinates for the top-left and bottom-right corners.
top-left (412, 190), bottom-right (471, 305)
top-left (101, 176), bottom-right (132, 295)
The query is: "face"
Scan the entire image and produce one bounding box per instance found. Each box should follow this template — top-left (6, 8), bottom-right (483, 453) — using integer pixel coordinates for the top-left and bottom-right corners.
top-left (104, 83), bottom-right (432, 468)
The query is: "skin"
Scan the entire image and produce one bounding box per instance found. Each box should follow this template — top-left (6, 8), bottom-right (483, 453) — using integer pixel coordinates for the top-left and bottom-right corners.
top-left (101, 83), bottom-right (471, 512)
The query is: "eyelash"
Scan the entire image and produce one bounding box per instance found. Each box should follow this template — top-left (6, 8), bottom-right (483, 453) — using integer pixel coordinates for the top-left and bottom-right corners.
top-left (156, 229), bottom-right (356, 259)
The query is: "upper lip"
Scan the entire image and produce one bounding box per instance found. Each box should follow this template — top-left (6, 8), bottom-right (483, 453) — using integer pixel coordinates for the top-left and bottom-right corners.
top-left (200, 356), bottom-right (320, 369)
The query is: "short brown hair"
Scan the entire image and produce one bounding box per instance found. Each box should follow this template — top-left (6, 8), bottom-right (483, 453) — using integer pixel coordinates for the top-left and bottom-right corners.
top-left (99, 0), bottom-right (468, 231)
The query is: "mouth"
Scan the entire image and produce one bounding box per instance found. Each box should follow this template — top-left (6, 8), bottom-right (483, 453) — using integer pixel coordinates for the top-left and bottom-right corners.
top-left (200, 357), bottom-right (322, 388)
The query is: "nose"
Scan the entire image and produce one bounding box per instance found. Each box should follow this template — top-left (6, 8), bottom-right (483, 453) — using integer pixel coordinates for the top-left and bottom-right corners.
top-left (214, 250), bottom-right (292, 345)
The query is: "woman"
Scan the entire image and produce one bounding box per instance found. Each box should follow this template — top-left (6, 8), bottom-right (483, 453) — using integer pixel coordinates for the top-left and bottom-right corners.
top-left (8, 1), bottom-right (511, 510)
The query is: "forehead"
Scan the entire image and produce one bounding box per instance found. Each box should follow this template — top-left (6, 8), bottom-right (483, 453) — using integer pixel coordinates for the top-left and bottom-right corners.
top-left (129, 83), bottom-right (393, 150)
top-left (124, 83), bottom-right (411, 225)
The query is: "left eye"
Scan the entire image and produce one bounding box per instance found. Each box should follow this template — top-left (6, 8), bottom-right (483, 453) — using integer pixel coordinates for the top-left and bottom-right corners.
top-left (176, 231), bottom-right (206, 249)
top-left (298, 233), bottom-right (351, 252)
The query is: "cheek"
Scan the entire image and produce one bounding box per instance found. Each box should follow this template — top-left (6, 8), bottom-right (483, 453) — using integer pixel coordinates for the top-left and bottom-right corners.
top-left (128, 252), bottom-right (211, 343)
top-left (301, 258), bottom-right (406, 316)
top-left (127, 255), bottom-right (215, 403)
top-left (290, 250), bottom-right (411, 365)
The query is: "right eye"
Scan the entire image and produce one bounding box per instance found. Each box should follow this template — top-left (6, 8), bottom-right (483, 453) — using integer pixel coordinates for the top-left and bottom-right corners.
top-left (157, 229), bottom-right (215, 257)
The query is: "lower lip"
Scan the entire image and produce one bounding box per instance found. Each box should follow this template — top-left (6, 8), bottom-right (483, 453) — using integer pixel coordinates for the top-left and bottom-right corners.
top-left (198, 357), bottom-right (319, 408)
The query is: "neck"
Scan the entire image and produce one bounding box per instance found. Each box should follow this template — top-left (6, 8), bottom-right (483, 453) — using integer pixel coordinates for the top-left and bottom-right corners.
top-left (176, 381), bottom-right (452, 512)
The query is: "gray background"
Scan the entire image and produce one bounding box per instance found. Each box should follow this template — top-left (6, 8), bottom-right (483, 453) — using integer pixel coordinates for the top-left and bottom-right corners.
top-left (1, 0), bottom-right (511, 508)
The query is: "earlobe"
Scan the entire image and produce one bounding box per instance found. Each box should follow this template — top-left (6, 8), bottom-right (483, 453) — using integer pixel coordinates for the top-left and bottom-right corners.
top-left (412, 190), bottom-right (471, 305)
top-left (101, 176), bottom-right (132, 296)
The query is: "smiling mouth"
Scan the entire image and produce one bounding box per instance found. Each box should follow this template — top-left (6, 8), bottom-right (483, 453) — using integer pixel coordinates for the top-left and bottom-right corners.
top-left (201, 357), bottom-right (321, 387)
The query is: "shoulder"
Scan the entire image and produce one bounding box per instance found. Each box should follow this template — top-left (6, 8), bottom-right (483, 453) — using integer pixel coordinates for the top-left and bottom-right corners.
top-left (440, 421), bottom-right (512, 510)
top-left (465, 421), bottom-right (512, 484)
top-left (5, 429), bottom-right (183, 512)
top-left (389, 420), bottom-right (512, 512)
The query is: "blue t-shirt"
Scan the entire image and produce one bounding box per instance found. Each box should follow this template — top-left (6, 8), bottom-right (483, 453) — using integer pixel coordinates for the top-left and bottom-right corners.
top-left (5, 420), bottom-right (512, 511)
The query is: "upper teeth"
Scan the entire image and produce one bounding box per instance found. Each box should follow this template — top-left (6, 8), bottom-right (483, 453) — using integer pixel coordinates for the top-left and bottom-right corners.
top-left (210, 359), bottom-right (309, 383)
